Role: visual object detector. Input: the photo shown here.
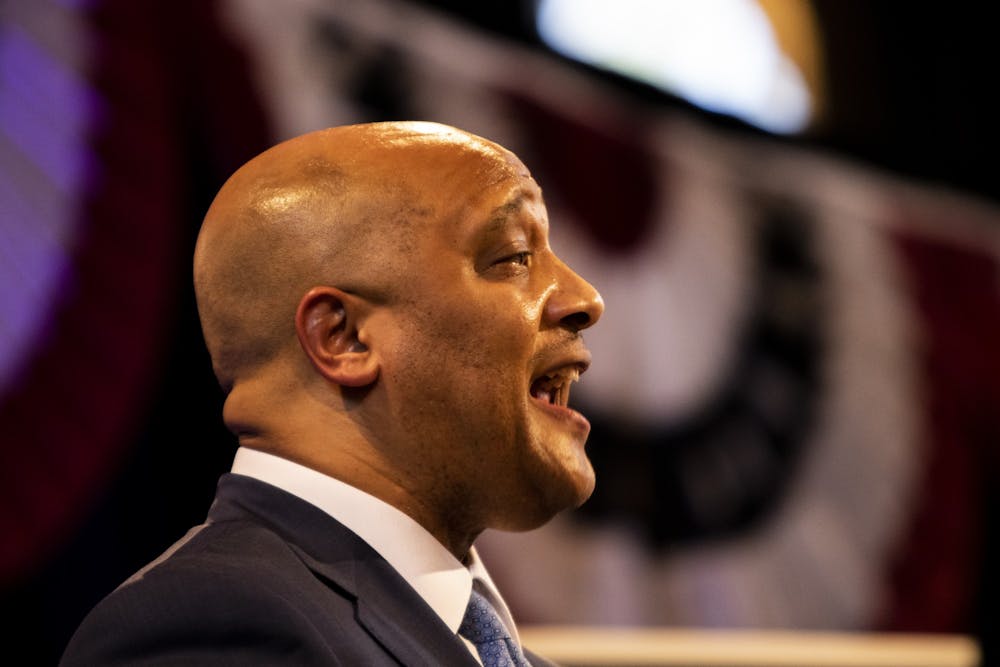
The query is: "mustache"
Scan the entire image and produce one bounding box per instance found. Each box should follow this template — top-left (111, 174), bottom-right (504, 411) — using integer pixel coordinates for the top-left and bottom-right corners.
top-left (530, 337), bottom-right (593, 376)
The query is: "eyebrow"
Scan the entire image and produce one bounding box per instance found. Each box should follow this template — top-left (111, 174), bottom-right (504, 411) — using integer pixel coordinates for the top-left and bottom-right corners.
top-left (482, 193), bottom-right (529, 237)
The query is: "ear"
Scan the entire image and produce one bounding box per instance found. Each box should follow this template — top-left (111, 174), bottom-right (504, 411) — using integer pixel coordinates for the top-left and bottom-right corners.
top-left (295, 286), bottom-right (379, 387)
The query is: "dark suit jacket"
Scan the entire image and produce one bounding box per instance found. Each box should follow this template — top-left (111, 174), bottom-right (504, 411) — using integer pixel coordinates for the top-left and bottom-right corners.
top-left (61, 474), bottom-right (556, 666)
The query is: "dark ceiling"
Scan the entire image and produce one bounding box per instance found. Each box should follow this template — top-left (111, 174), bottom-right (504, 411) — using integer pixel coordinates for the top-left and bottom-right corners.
top-left (410, 1), bottom-right (1000, 206)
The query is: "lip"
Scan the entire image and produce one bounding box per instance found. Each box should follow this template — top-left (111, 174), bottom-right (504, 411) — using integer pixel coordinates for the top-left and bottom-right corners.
top-left (529, 349), bottom-right (593, 434)
top-left (530, 395), bottom-right (591, 434)
top-left (532, 350), bottom-right (592, 382)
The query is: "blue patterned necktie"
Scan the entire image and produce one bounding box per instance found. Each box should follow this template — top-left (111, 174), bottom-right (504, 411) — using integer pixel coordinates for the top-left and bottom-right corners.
top-left (458, 589), bottom-right (531, 667)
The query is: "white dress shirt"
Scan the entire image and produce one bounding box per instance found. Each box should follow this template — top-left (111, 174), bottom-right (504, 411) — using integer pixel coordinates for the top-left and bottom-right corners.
top-left (230, 446), bottom-right (521, 662)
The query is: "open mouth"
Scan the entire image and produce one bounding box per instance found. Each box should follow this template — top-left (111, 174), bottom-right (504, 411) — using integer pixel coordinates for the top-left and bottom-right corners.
top-left (530, 365), bottom-right (583, 408)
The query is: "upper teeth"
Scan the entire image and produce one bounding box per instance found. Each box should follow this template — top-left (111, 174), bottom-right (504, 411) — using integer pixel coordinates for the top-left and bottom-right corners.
top-left (534, 367), bottom-right (582, 406)
top-left (539, 367), bottom-right (580, 389)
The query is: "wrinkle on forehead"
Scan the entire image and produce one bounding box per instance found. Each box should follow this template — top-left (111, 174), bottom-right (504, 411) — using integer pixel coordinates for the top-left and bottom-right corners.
top-left (478, 182), bottom-right (549, 235)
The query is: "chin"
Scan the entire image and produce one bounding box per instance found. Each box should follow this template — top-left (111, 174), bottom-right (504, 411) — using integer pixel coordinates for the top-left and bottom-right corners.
top-left (550, 435), bottom-right (597, 506)
top-left (564, 464), bottom-right (597, 509)
top-left (514, 456), bottom-right (596, 530)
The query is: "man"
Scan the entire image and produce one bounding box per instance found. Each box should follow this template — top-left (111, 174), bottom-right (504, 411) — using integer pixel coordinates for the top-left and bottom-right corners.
top-left (61, 121), bottom-right (604, 666)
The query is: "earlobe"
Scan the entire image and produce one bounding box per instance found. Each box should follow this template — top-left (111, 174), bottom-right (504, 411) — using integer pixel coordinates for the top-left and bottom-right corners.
top-left (295, 286), bottom-right (379, 387)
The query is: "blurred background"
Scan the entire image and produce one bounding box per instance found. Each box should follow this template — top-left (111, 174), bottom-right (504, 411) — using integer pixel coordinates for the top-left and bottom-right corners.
top-left (2, 0), bottom-right (998, 663)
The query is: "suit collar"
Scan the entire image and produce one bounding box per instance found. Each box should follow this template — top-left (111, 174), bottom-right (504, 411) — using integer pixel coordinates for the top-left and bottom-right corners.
top-left (210, 474), bottom-right (479, 666)
top-left (229, 447), bottom-right (474, 633)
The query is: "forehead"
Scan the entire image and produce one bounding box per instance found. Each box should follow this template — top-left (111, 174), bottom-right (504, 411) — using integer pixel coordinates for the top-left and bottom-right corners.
top-left (441, 181), bottom-right (548, 260)
top-left (411, 145), bottom-right (546, 239)
top-left (477, 180), bottom-right (547, 235)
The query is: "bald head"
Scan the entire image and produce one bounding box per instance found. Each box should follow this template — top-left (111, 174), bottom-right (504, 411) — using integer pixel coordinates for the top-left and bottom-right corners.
top-left (193, 121), bottom-right (605, 553)
top-left (194, 122), bottom-right (520, 390)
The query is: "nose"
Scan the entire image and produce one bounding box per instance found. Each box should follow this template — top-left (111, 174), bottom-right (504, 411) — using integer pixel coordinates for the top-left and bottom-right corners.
top-left (544, 258), bottom-right (605, 333)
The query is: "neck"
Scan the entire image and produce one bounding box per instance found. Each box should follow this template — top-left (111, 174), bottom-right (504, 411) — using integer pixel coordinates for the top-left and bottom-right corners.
top-left (225, 375), bottom-right (484, 560)
top-left (238, 431), bottom-right (482, 561)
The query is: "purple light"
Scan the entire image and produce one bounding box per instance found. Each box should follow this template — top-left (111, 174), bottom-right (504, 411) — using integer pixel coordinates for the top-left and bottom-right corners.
top-left (0, 7), bottom-right (100, 394)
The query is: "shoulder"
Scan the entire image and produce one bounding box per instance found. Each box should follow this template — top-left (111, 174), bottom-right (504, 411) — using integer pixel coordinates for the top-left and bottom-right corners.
top-left (118, 517), bottom-right (320, 602)
top-left (60, 519), bottom-right (354, 666)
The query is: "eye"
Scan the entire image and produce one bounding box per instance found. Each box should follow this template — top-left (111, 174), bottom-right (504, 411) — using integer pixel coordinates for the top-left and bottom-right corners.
top-left (481, 250), bottom-right (532, 279)
top-left (497, 251), bottom-right (531, 267)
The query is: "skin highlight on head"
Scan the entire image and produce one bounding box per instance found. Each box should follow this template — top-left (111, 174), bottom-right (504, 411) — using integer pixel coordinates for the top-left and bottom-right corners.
top-left (194, 122), bottom-right (603, 559)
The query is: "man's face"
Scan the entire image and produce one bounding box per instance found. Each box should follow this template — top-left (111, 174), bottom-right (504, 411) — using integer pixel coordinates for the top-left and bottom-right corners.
top-left (367, 143), bottom-right (604, 532)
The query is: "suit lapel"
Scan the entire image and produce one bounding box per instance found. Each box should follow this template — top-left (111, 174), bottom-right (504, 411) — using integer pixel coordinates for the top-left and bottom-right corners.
top-left (301, 541), bottom-right (479, 667)
top-left (213, 474), bottom-right (479, 666)
top-left (353, 556), bottom-right (479, 666)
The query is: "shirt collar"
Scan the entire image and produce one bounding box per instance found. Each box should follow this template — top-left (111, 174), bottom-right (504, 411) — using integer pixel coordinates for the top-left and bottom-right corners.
top-left (230, 446), bottom-right (509, 635)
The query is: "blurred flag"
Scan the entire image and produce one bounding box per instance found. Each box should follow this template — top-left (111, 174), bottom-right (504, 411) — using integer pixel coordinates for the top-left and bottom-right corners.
top-left (5, 0), bottom-right (994, 640)
top-left (216, 0), bottom-right (998, 632)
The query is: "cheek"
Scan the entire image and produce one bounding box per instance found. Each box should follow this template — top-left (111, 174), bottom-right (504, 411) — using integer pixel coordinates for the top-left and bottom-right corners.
top-left (422, 295), bottom-right (535, 363)
top-left (383, 278), bottom-right (541, 418)
top-left (389, 305), bottom-right (521, 401)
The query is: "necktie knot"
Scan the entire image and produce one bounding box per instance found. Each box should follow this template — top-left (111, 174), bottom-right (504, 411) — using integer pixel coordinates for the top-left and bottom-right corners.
top-left (459, 589), bottom-right (530, 667)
